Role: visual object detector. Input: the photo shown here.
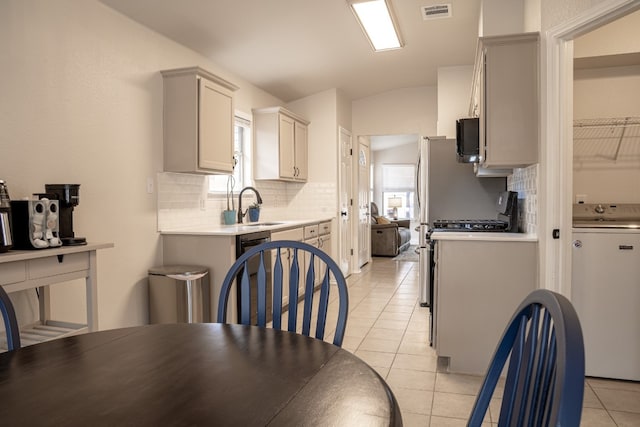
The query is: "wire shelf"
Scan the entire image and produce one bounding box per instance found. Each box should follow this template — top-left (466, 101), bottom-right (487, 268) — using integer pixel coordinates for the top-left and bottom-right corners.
top-left (573, 117), bottom-right (640, 162)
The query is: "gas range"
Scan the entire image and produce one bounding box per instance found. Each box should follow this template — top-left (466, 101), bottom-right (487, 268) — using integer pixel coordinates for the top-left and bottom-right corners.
top-left (432, 219), bottom-right (511, 231)
top-left (432, 191), bottom-right (519, 233)
top-left (573, 203), bottom-right (640, 229)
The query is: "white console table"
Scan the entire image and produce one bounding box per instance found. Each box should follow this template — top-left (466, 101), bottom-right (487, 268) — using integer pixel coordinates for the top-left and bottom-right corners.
top-left (0, 242), bottom-right (113, 349)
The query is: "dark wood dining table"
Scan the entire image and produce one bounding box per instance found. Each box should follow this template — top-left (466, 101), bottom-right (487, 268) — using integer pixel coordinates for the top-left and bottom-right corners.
top-left (0, 323), bottom-right (402, 426)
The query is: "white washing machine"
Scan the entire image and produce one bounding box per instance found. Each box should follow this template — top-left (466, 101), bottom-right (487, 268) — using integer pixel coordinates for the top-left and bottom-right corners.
top-left (572, 203), bottom-right (640, 381)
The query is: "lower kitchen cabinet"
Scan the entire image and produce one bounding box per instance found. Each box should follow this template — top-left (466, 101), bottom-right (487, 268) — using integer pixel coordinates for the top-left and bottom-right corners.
top-left (162, 234), bottom-right (236, 322)
top-left (433, 238), bottom-right (538, 375)
top-left (162, 221), bottom-right (333, 323)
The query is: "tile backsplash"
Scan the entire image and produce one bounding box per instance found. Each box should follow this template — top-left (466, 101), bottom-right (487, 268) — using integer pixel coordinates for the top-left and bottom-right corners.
top-left (508, 164), bottom-right (538, 235)
top-left (157, 172), bottom-right (336, 230)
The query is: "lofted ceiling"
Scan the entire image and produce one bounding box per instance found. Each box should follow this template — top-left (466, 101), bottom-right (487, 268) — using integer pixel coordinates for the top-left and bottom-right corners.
top-left (99, 0), bottom-right (481, 102)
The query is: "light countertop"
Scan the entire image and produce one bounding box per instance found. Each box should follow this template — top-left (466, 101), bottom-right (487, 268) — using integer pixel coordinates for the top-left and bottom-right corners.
top-left (0, 242), bottom-right (114, 264)
top-left (160, 218), bottom-right (334, 236)
top-left (430, 231), bottom-right (538, 242)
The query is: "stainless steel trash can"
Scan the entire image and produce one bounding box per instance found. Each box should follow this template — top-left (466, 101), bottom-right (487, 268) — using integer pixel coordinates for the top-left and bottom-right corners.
top-left (148, 265), bottom-right (210, 323)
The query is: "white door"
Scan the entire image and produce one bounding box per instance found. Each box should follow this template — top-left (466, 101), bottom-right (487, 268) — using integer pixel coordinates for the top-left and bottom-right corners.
top-left (338, 127), bottom-right (353, 276)
top-left (358, 137), bottom-right (371, 267)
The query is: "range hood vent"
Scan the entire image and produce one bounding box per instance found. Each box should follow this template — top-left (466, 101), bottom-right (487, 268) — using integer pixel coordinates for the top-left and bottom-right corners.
top-left (421, 4), bottom-right (452, 20)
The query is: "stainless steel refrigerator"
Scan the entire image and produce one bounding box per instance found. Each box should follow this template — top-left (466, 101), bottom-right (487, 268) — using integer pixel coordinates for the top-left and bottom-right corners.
top-left (416, 136), bottom-right (506, 307)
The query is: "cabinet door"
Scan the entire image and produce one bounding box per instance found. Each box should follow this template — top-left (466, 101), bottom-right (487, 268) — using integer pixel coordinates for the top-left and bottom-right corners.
top-left (318, 234), bottom-right (331, 284)
top-left (435, 240), bottom-right (537, 374)
top-left (278, 114), bottom-right (296, 179)
top-left (481, 34), bottom-right (538, 168)
top-left (294, 121), bottom-right (308, 181)
top-left (199, 77), bottom-right (234, 172)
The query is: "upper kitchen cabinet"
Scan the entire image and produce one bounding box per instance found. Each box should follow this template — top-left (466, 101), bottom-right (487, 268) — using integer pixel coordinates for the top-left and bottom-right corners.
top-left (161, 67), bottom-right (238, 174)
top-left (471, 33), bottom-right (539, 168)
top-left (253, 107), bottom-right (309, 182)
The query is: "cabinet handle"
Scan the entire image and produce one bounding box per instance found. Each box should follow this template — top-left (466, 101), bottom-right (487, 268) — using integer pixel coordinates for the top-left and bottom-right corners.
top-left (619, 245), bottom-right (634, 250)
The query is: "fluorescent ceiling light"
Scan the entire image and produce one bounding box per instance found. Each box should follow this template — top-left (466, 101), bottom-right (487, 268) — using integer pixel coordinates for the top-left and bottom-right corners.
top-left (349, 0), bottom-right (403, 51)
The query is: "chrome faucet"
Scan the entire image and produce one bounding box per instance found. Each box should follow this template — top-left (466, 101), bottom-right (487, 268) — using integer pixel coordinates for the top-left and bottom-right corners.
top-left (237, 186), bottom-right (263, 224)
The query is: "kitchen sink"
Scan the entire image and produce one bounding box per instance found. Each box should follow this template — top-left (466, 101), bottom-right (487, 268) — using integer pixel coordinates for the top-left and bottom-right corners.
top-left (244, 222), bottom-right (284, 227)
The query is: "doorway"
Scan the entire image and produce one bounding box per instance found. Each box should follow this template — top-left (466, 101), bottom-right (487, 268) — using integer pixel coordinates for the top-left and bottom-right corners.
top-left (365, 134), bottom-right (420, 244)
top-left (543, 0), bottom-right (640, 295)
top-left (572, 10), bottom-right (640, 204)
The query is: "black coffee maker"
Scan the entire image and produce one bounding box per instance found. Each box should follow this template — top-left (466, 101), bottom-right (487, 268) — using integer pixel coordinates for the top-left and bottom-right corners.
top-left (41, 184), bottom-right (87, 246)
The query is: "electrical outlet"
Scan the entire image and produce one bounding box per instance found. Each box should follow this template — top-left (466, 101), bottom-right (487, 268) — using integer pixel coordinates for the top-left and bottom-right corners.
top-left (146, 177), bottom-right (154, 194)
top-left (575, 194), bottom-right (587, 204)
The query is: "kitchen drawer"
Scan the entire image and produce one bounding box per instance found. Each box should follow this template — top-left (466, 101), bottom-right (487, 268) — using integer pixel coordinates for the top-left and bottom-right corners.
top-left (303, 225), bottom-right (319, 240)
top-left (28, 252), bottom-right (90, 280)
top-left (272, 227), bottom-right (304, 241)
top-left (319, 221), bottom-right (331, 236)
top-left (0, 261), bottom-right (27, 286)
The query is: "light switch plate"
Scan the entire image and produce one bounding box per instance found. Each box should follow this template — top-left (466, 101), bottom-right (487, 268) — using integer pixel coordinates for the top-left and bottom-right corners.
top-left (146, 177), bottom-right (154, 194)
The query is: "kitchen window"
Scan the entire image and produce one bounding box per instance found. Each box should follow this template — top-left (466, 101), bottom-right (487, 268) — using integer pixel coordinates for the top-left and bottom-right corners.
top-left (208, 116), bottom-right (251, 194)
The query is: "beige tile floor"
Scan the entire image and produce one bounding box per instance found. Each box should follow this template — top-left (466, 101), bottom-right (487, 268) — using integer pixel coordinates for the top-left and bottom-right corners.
top-left (327, 256), bottom-right (640, 427)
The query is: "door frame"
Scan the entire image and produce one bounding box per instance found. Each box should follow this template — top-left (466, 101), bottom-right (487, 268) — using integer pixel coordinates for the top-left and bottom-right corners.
top-left (338, 126), bottom-right (353, 277)
top-left (357, 137), bottom-right (371, 268)
top-left (541, 0), bottom-right (640, 296)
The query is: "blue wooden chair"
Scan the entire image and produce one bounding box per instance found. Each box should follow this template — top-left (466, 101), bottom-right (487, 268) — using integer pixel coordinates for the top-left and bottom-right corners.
top-left (0, 285), bottom-right (21, 351)
top-left (217, 240), bottom-right (349, 347)
top-left (468, 289), bottom-right (585, 427)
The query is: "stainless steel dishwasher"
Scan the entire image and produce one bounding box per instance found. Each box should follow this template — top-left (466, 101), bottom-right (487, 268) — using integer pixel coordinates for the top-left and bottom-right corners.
top-left (235, 230), bottom-right (271, 323)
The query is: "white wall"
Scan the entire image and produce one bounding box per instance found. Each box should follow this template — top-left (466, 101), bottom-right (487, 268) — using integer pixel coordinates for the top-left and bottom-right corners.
top-left (0, 0), bottom-right (282, 330)
top-left (352, 86), bottom-right (438, 138)
top-left (574, 9), bottom-right (640, 58)
top-left (287, 89), bottom-right (339, 184)
top-left (573, 64), bottom-right (640, 203)
top-left (524, 0), bottom-right (542, 32)
top-left (540, 0), bottom-right (610, 31)
top-left (574, 65), bottom-right (640, 118)
top-left (480, 0), bottom-right (525, 36)
top-left (437, 65), bottom-right (474, 138)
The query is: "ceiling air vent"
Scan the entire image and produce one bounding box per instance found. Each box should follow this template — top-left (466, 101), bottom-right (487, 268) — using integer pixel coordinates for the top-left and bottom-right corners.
top-left (421, 4), bottom-right (452, 20)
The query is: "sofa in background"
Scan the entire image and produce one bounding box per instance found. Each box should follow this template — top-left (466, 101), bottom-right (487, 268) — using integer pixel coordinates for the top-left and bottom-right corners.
top-left (370, 203), bottom-right (411, 257)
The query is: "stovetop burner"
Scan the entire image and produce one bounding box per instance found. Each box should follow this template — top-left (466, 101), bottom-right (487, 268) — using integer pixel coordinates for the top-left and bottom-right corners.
top-left (433, 219), bottom-right (510, 231)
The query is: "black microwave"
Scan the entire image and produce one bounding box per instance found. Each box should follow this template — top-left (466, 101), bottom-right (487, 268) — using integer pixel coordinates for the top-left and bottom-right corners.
top-left (456, 118), bottom-right (479, 163)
